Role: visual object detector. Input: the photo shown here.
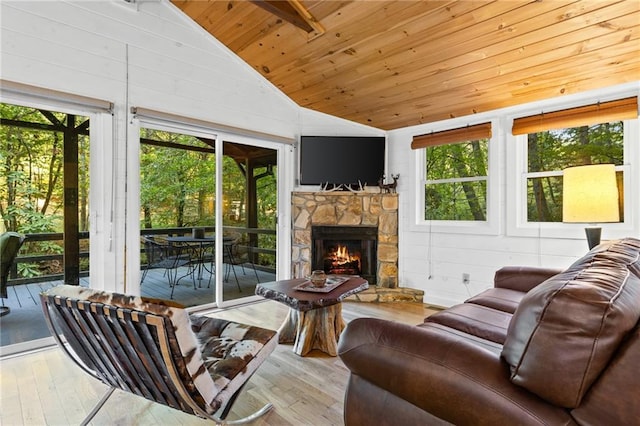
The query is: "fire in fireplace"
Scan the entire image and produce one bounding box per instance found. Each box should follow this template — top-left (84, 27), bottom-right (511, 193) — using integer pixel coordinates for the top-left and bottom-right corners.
top-left (324, 243), bottom-right (361, 275)
top-left (312, 225), bottom-right (377, 285)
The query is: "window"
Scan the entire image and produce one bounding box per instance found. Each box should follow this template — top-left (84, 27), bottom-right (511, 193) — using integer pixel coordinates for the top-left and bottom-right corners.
top-left (524, 121), bottom-right (624, 223)
top-left (413, 123), bottom-right (491, 222)
top-left (1, 102), bottom-right (91, 281)
top-left (424, 139), bottom-right (489, 221)
top-left (508, 96), bottom-right (638, 237)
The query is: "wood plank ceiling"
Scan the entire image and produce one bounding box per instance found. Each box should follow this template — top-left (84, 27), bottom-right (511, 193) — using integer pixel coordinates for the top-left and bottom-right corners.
top-left (172, 1), bottom-right (640, 130)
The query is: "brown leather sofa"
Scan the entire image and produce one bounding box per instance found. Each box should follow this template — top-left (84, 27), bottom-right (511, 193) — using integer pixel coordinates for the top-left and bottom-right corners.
top-left (338, 238), bottom-right (640, 425)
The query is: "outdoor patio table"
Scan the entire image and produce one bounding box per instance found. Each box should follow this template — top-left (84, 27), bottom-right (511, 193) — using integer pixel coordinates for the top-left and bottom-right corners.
top-left (165, 236), bottom-right (233, 285)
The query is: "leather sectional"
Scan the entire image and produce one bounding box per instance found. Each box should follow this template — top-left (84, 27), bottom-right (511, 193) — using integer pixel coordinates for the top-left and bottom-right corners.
top-left (338, 238), bottom-right (640, 425)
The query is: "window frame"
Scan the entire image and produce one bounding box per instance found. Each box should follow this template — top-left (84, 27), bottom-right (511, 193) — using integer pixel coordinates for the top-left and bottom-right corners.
top-left (506, 111), bottom-right (639, 240)
top-left (414, 119), bottom-right (500, 235)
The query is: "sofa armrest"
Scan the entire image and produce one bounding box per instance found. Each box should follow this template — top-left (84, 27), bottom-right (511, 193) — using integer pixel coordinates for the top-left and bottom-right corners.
top-left (338, 318), bottom-right (574, 425)
top-left (493, 266), bottom-right (562, 292)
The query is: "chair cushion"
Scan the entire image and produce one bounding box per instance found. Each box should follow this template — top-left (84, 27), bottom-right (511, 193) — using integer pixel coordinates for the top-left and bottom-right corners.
top-left (1, 232), bottom-right (24, 296)
top-left (501, 238), bottom-right (640, 408)
top-left (190, 315), bottom-right (278, 410)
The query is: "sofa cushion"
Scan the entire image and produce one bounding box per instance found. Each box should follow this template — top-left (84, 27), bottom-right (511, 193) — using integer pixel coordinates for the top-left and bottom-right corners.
top-left (501, 238), bottom-right (640, 408)
top-left (465, 288), bottom-right (525, 314)
top-left (424, 303), bottom-right (512, 344)
top-left (493, 266), bottom-right (563, 293)
top-left (571, 323), bottom-right (640, 425)
top-left (339, 318), bottom-right (576, 425)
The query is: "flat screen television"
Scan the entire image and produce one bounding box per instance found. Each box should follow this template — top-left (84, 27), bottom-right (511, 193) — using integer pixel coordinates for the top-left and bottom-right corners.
top-left (299, 135), bottom-right (386, 187)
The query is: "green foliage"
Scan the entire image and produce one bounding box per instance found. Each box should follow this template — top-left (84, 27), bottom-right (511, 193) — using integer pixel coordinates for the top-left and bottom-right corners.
top-left (424, 140), bottom-right (488, 221)
top-left (1, 102), bottom-right (88, 233)
top-left (3, 105), bottom-right (281, 279)
top-left (425, 180), bottom-right (487, 221)
top-left (2, 102), bottom-right (89, 278)
top-left (17, 262), bottom-right (40, 278)
top-left (140, 130), bottom-right (216, 228)
top-left (528, 122), bottom-right (623, 173)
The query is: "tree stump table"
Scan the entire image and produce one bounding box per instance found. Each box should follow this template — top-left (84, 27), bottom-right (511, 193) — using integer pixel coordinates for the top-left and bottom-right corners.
top-left (255, 277), bottom-right (369, 356)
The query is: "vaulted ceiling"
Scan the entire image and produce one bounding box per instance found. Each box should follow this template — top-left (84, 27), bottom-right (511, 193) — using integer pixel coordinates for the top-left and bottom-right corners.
top-left (172, 1), bottom-right (640, 130)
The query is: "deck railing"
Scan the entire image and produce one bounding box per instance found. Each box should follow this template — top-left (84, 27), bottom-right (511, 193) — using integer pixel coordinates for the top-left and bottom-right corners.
top-left (6, 226), bottom-right (276, 287)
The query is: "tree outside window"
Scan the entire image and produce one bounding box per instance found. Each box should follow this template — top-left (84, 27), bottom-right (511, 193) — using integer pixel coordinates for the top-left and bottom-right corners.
top-left (525, 122), bottom-right (624, 223)
top-left (424, 139), bottom-right (489, 221)
top-left (140, 128), bottom-right (216, 229)
top-left (1, 103), bottom-right (90, 278)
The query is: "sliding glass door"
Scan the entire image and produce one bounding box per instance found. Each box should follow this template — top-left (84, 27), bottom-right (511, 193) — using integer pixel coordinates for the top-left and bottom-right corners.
top-left (138, 125), bottom-right (279, 308)
top-left (220, 140), bottom-right (277, 303)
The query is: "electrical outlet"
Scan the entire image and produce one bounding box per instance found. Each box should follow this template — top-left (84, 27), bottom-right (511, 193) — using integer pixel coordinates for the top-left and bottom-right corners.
top-left (462, 273), bottom-right (470, 284)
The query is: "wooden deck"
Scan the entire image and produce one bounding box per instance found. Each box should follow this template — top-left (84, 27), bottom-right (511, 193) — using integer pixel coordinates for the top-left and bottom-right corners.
top-left (0, 264), bottom-right (276, 348)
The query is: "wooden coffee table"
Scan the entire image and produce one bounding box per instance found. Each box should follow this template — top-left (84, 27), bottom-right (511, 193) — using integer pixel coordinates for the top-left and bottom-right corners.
top-left (255, 277), bottom-right (369, 356)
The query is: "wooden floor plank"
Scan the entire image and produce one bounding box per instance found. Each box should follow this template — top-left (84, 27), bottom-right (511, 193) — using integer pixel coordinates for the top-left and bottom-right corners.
top-left (16, 359), bottom-right (47, 425)
top-left (0, 300), bottom-right (437, 425)
top-left (31, 353), bottom-right (70, 425)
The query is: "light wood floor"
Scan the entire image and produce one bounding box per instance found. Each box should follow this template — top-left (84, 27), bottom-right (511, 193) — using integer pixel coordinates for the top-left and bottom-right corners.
top-left (0, 300), bottom-right (437, 426)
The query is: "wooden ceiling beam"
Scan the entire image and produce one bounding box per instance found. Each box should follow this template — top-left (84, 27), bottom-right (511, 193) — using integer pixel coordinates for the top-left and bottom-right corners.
top-left (287, 0), bottom-right (325, 38)
top-left (250, 0), bottom-right (313, 32)
top-left (238, 1), bottom-right (472, 74)
top-left (250, 0), bottom-right (324, 38)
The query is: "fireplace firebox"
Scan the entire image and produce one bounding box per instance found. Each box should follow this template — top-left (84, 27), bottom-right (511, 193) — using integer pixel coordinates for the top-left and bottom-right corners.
top-left (311, 225), bottom-right (377, 285)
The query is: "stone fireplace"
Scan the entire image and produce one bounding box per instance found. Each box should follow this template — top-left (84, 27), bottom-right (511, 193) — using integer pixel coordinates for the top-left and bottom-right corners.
top-left (292, 192), bottom-right (423, 303)
top-left (292, 192), bottom-right (398, 286)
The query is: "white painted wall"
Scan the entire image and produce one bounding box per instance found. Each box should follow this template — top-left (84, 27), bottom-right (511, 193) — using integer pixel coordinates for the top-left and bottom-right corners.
top-left (0, 0), bottom-right (377, 293)
top-left (389, 82), bottom-right (640, 307)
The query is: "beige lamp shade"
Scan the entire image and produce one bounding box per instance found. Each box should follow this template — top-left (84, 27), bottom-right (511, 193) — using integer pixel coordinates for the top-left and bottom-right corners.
top-left (562, 164), bottom-right (620, 223)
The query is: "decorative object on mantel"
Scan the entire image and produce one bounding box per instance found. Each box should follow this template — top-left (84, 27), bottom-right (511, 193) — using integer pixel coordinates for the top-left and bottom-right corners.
top-left (319, 181), bottom-right (366, 192)
top-left (378, 174), bottom-right (399, 193)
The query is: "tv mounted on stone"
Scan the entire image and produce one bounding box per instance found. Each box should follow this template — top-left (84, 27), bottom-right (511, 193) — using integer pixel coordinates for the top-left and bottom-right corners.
top-left (298, 136), bottom-right (386, 188)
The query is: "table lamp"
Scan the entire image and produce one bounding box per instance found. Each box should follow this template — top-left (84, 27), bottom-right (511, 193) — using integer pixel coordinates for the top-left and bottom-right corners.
top-left (562, 164), bottom-right (620, 250)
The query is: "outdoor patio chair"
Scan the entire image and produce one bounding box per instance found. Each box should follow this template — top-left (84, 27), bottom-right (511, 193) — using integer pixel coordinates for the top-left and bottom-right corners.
top-left (1, 231), bottom-right (26, 317)
top-left (223, 238), bottom-right (260, 287)
top-left (40, 284), bottom-right (278, 426)
top-left (141, 236), bottom-right (193, 299)
top-left (206, 238), bottom-right (261, 292)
